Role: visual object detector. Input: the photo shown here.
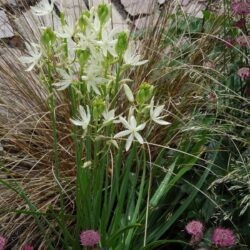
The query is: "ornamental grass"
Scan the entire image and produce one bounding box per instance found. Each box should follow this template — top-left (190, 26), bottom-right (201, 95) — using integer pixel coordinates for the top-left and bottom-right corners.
top-left (0, 0), bottom-right (249, 249)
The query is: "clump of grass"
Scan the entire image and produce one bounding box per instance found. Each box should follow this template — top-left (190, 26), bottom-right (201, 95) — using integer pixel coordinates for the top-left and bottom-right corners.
top-left (0, 0), bottom-right (249, 249)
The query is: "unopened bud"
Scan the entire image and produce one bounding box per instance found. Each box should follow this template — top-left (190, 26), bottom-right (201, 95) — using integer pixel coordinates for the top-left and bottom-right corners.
top-left (41, 27), bottom-right (56, 47)
top-left (115, 32), bottom-right (128, 56)
top-left (123, 84), bottom-right (134, 102)
top-left (97, 4), bottom-right (110, 25)
top-left (136, 82), bottom-right (154, 104)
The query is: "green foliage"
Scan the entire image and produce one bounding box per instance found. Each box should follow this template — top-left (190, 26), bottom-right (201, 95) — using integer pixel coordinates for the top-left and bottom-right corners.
top-left (41, 27), bottom-right (57, 47)
top-left (0, 1), bottom-right (249, 249)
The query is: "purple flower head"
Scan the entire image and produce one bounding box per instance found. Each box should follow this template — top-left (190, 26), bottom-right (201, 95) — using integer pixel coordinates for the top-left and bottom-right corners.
top-left (232, 1), bottom-right (250, 15)
top-left (224, 38), bottom-right (235, 48)
top-left (80, 230), bottom-right (100, 247)
top-left (234, 18), bottom-right (246, 29)
top-left (0, 236), bottom-right (6, 250)
top-left (237, 67), bottom-right (250, 79)
top-left (23, 245), bottom-right (34, 250)
top-left (185, 220), bottom-right (204, 236)
top-left (236, 35), bottom-right (250, 47)
top-left (212, 227), bottom-right (236, 248)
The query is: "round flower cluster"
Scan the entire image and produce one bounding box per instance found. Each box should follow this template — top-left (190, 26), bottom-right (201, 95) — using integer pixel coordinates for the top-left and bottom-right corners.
top-left (234, 18), bottom-right (246, 29)
top-left (231, 1), bottom-right (250, 15)
top-left (212, 227), bottom-right (236, 248)
top-left (224, 38), bottom-right (236, 48)
top-left (237, 67), bottom-right (250, 79)
top-left (185, 220), bottom-right (204, 237)
top-left (80, 230), bottom-right (100, 247)
top-left (185, 220), bottom-right (205, 245)
top-left (236, 36), bottom-right (250, 47)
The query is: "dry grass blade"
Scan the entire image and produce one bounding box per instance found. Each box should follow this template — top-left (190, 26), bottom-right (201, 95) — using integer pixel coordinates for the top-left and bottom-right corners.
top-left (0, 0), bottom-right (247, 248)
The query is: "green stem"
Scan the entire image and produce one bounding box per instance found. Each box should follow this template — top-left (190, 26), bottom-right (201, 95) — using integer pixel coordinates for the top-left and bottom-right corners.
top-left (46, 59), bottom-right (67, 247)
top-left (47, 63), bottom-right (60, 190)
top-left (110, 62), bottom-right (122, 108)
top-left (68, 86), bottom-right (84, 250)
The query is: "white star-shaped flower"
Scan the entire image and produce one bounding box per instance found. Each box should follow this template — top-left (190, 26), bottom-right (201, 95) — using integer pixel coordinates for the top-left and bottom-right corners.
top-left (149, 98), bottom-right (171, 126)
top-left (123, 46), bottom-right (148, 66)
top-left (70, 105), bottom-right (91, 130)
top-left (56, 18), bottom-right (75, 39)
top-left (19, 43), bottom-right (42, 71)
top-left (53, 69), bottom-right (75, 91)
top-left (30, 0), bottom-right (54, 16)
top-left (78, 28), bottom-right (97, 52)
top-left (102, 109), bottom-right (115, 124)
top-left (96, 28), bottom-right (118, 57)
top-left (81, 71), bottom-right (105, 95)
top-left (114, 116), bottom-right (146, 151)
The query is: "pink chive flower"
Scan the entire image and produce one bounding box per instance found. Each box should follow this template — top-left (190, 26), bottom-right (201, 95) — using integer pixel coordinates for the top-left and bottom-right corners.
top-left (23, 245), bottom-right (34, 250)
top-left (0, 236), bottom-right (6, 250)
top-left (185, 220), bottom-right (204, 236)
top-left (224, 38), bottom-right (235, 48)
top-left (236, 35), bottom-right (250, 47)
top-left (237, 67), bottom-right (250, 79)
top-left (212, 227), bottom-right (236, 248)
top-left (234, 18), bottom-right (246, 29)
top-left (231, 1), bottom-right (250, 15)
top-left (80, 230), bottom-right (100, 247)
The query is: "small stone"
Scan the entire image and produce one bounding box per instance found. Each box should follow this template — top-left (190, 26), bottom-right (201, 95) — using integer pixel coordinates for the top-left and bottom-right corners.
top-left (181, 0), bottom-right (191, 6)
top-left (158, 0), bottom-right (166, 4)
top-left (0, 10), bottom-right (14, 38)
top-left (0, 0), bottom-right (17, 5)
top-left (121, 0), bottom-right (155, 15)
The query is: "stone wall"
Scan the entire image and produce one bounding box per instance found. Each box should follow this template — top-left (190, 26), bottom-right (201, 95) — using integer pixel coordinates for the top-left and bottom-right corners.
top-left (0, 0), bottom-right (220, 50)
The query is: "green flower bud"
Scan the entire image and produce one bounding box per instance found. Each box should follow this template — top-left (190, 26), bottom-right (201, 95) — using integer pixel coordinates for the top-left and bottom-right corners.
top-left (97, 4), bottom-right (110, 25)
top-left (93, 97), bottom-right (106, 120)
top-left (76, 49), bottom-right (90, 66)
top-left (136, 82), bottom-right (154, 105)
top-left (78, 11), bottom-right (90, 32)
top-left (115, 32), bottom-right (128, 56)
top-left (41, 27), bottom-right (57, 47)
top-left (60, 12), bottom-right (66, 26)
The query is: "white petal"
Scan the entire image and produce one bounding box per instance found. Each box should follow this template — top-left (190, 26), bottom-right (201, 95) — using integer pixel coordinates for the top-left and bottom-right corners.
top-left (92, 84), bottom-right (101, 95)
top-left (154, 119), bottom-right (171, 126)
top-left (108, 109), bottom-right (115, 118)
top-left (119, 116), bottom-right (130, 129)
top-left (134, 132), bottom-right (144, 144)
top-left (25, 62), bottom-right (36, 72)
top-left (132, 60), bottom-right (148, 66)
top-left (79, 105), bottom-right (87, 120)
top-left (86, 106), bottom-right (91, 121)
top-left (70, 119), bottom-right (84, 126)
top-left (56, 32), bottom-right (70, 39)
top-left (153, 105), bottom-right (165, 118)
top-left (114, 130), bottom-right (131, 138)
top-left (102, 109), bottom-right (115, 123)
top-left (108, 45), bottom-right (118, 57)
top-left (136, 122), bottom-right (146, 131)
top-left (30, 0), bottom-right (54, 16)
top-left (129, 116), bottom-right (137, 129)
top-left (53, 81), bottom-right (71, 90)
top-left (125, 134), bottom-right (134, 151)
top-left (110, 27), bottom-right (121, 37)
top-left (19, 56), bottom-right (34, 64)
top-left (110, 139), bottom-right (119, 149)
